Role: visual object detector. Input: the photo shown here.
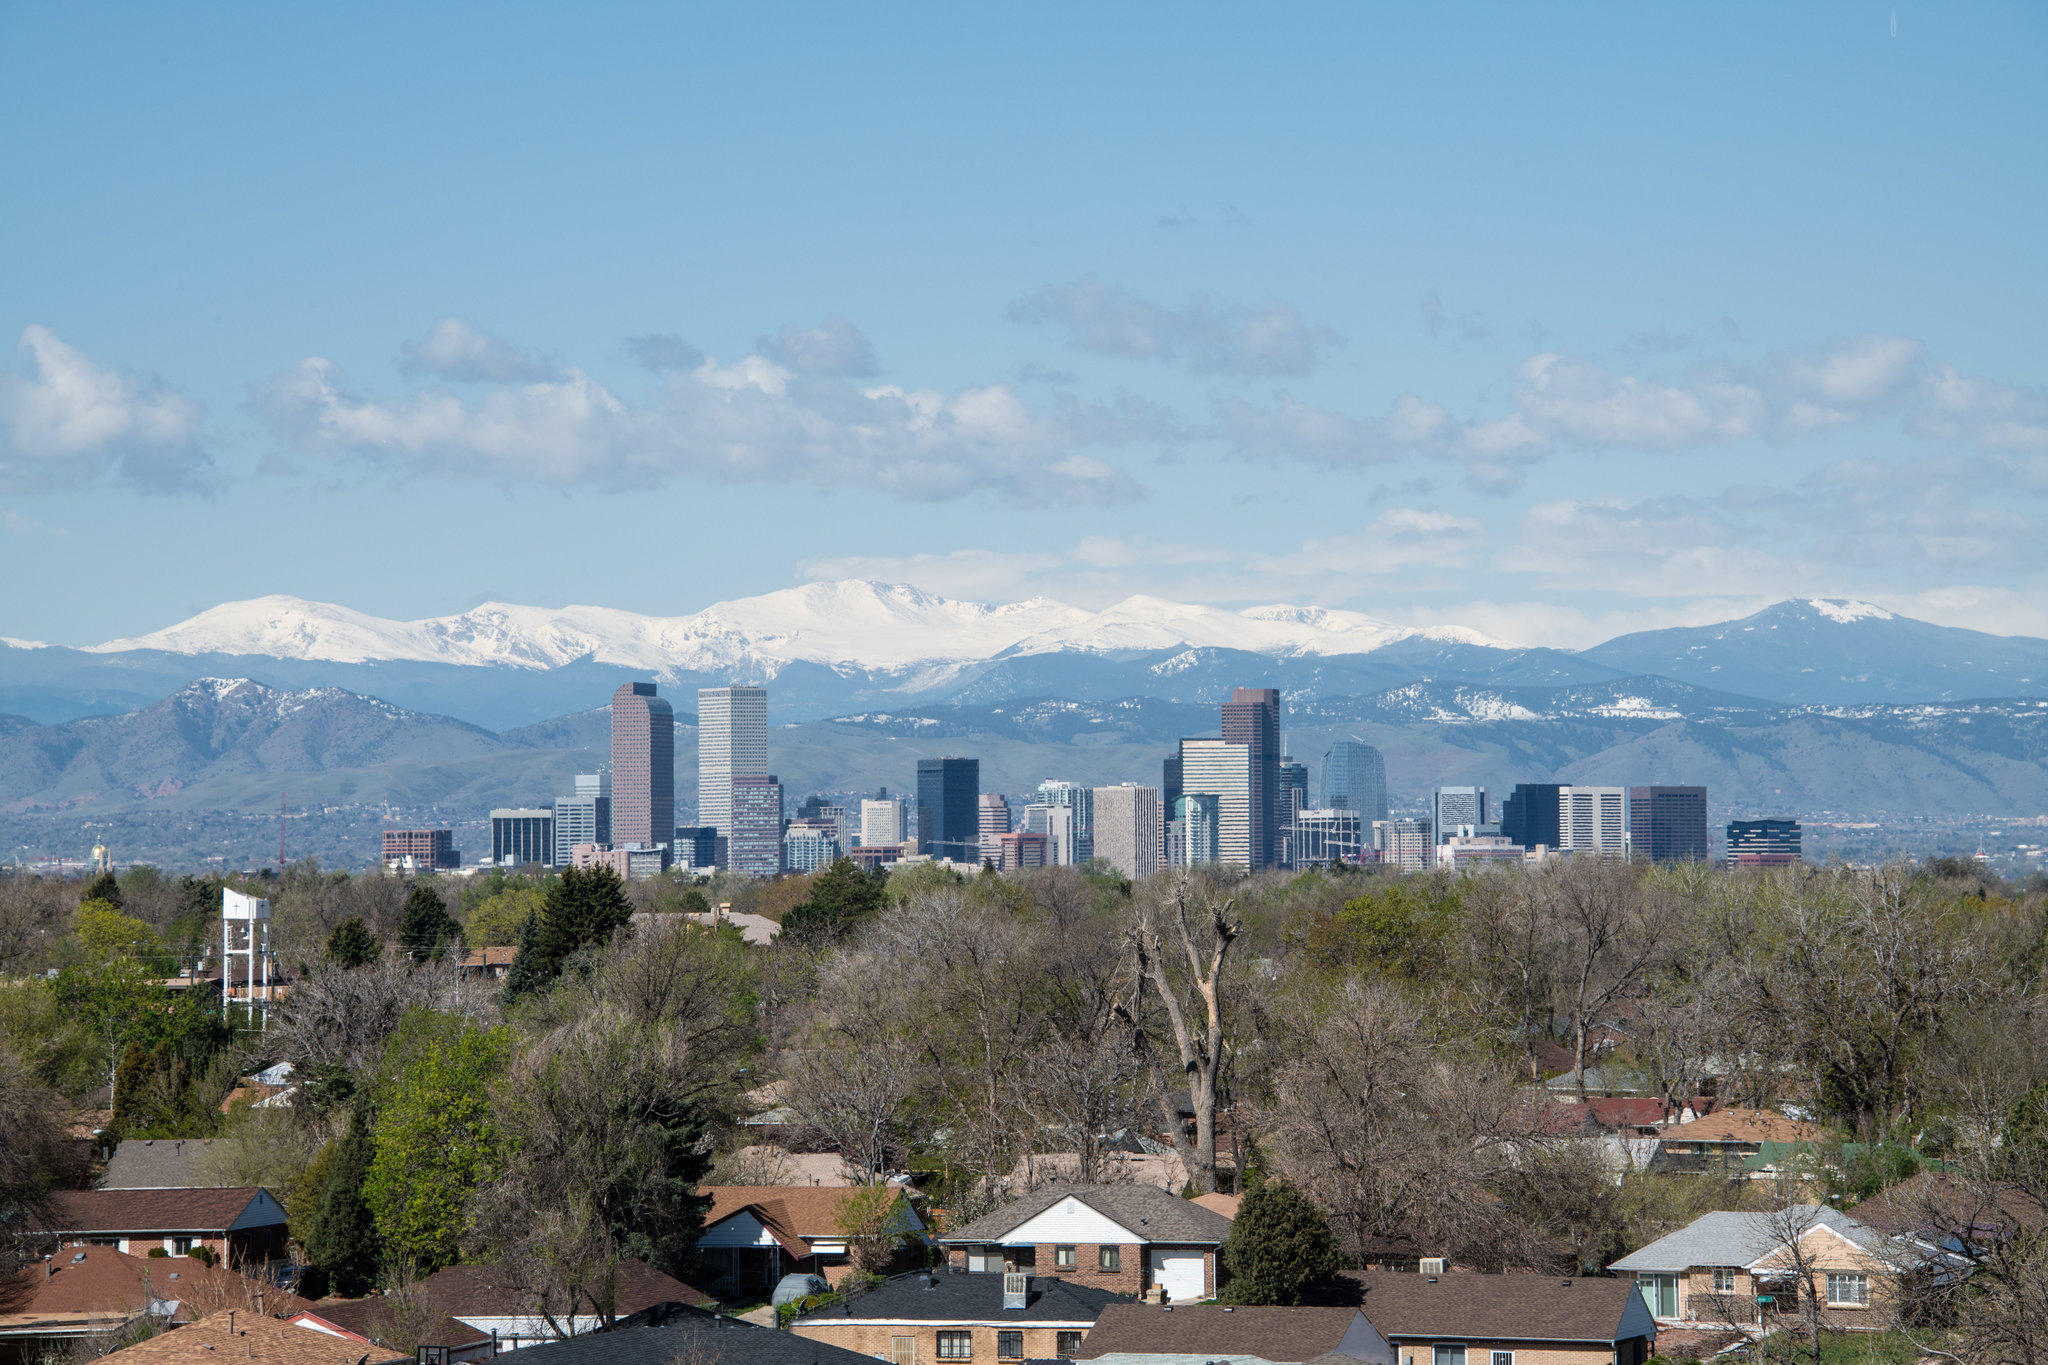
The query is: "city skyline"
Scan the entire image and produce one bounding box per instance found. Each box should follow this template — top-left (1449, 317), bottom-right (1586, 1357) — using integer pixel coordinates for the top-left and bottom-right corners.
top-left (3, 6), bottom-right (2044, 648)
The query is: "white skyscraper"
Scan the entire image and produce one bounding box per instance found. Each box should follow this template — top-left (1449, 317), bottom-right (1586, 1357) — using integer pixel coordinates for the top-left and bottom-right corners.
top-left (1559, 786), bottom-right (1629, 859)
top-left (1178, 738), bottom-right (1251, 869)
top-left (1092, 784), bottom-right (1162, 881)
top-left (697, 686), bottom-right (768, 839)
top-left (1035, 780), bottom-right (1095, 862)
top-left (1021, 802), bottom-right (1077, 865)
top-left (859, 796), bottom-right (907, 847)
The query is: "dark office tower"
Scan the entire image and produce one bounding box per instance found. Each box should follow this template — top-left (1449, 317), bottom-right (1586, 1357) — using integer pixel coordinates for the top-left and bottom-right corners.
top-left (1221, 687), bottom-right (1282, 869)
top-left (1501, 783), bottom-right (1564, 851)
top-left (1162, 754), bottom-right (1183, 815)
top-left (610, 682), bottom-right (674, 849)
top-left (1629, 786), bottom-right (1709, 862)
top-left (1727, 818), bottom-right (1802, 867)
top-left (1278, 757), bottom-right (1309, 864)
top-left (916, 757), bottom-right (981, 863)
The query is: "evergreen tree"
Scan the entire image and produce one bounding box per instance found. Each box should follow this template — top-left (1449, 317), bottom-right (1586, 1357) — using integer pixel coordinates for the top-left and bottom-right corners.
top-left (81, 870), bottom-right (123, 908)
top-left (781, 858), bottom-right (888, 944)
top-left (397, 884), bottom-right (459, 960)
top-left (1220, 1178), bottom-right (1343, 1306)
top-left (305, 1105), bottom-right (381, 1296)
top-left (505, 866), bottom-right (632, 997)
top-left (325, 916), bottom-right (381, 969)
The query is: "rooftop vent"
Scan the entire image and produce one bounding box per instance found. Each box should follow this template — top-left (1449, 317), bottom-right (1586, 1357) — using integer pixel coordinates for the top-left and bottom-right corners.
top-left (1003, 1272), bottom-right (1029, 1311)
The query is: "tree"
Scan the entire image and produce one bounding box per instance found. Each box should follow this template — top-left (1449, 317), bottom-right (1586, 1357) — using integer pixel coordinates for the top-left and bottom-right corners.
top-left (464, 886), bottom-right (544, 947)
top-left (365, 1011), bottom-right (512, 1274)
top-left (837, 1184), bottom-right (909, 1276)
top-left (397, 884), bottom-right (460, 960)
top-left (0, 1042), bottom-right (78, 1279)
top-left (325, 916), bottom-right (381, 969)
top-left (507, 867), bottom-right (633, 995)
top-left (305, 1105), bottom-right (382, 1296)
top-left (1220, 1178), bottom-right (1343, 1305)
top-left (781, 859), bottom-right (888, 944)
top-left (1118, 876), bottom-right (1239, 1193)
top-left (81, 870), bottom-right (123, 908)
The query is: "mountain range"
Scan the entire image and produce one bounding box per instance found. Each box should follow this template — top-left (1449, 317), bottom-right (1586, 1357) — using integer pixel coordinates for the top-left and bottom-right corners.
top-left (5, 584), bottom-right (2046, 730)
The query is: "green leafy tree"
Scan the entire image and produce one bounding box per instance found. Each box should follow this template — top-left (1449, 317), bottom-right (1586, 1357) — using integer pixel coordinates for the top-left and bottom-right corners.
top-left (325, 916), bottom-right (381, 969)
top-left (782, 859), bottom-right (888, 943)
top-left (463, 886), bottom-right (544, 947)
top-left (305, 1105), bottom-right (382, 1295)
top-left (365, 1011), bottom-right (512, 1274)
top-left (76, 900), bottom-right (165, 965)
top-left (1220, 1178), bottom-right (1343, 1305)
top-left (506, 866), bottom-right (632, 996)
top-left (397, 884), bottom-right (460, 960)
top-left (109, 989), bottom-right (233, 1138)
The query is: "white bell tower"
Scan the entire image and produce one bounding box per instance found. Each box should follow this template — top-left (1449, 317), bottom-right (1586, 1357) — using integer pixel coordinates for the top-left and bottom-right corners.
top-left (221, 888), bottom-right (273, 1025)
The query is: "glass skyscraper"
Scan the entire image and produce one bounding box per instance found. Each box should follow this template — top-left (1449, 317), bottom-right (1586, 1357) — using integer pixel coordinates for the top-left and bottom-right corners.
top-left (1320, 741), bottom-right (1389, 823)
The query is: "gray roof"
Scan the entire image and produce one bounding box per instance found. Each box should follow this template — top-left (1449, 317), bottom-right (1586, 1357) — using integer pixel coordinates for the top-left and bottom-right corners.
top-left (796, 1270), bottom-right (1125, 1325)
top-left (1609, 1206), bottom-right (1890, 1272)
top-left (100, 1139), bottom-right (224, 1189)
top-left (941, 1183), bottom-right (1233, 1247)
top-left (513, 1308), bottom-right (880, 1365)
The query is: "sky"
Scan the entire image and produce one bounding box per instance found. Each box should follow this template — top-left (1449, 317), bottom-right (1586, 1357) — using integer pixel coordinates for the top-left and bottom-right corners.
top-left (2, 2), bottom-right (2044, 651)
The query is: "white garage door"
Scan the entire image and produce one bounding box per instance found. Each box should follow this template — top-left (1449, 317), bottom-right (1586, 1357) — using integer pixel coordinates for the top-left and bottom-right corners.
top-left (1148, 1249), bottom-right (1206, 1302)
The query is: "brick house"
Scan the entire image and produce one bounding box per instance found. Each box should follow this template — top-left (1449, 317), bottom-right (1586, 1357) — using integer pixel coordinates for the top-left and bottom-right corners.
top-left (1075, 1305), bottom-right (1394, 1365)
top-left (1609, 1206), bottom-right (1904, 1332)
top-left (33, 1188), bottom-right (289, 1268)
top-left (938, 1184), bottom-right (1232, 1304)
top-left (1350, 1270), bottom-right (1657, 1365)
top-left (1650, 1109), bottom-right (1827, 1176)
top-left (0, 1246), bottom-right (295, 1363)
top-left (699, 1185), bottom-right (926, 1294)
top-left (792, 1268), bottom-right (1125, 1365)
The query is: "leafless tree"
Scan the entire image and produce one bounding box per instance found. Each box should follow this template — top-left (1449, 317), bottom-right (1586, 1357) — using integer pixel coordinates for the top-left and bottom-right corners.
top-left (268, 953), bottom-right (492, 1079)
top-left (1117, 875), bottom-right (1238, 1193)
top-left (1524, 859), bottom-right (1674, 1101)
top-left (0, 1043), bottom-right (75, 1284)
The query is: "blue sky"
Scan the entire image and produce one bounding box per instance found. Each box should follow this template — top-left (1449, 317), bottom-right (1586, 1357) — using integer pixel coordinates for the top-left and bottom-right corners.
top-left (2, 1), bottom-right (2044, 648)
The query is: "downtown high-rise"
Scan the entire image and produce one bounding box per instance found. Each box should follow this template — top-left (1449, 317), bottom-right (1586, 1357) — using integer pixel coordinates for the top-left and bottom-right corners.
top-left (610, 682), bottom-right (673, 849)
top-left (1220, 687), bottom-right (1282, 869)
top-left (1321, 741), bottom-right (1389, 823)
top-left (698, 686), bottom-right (768, 844)
top-left (1629, 786), bottom-right (1709, 861)
top-left (916, 757), bottom-right (980, 863)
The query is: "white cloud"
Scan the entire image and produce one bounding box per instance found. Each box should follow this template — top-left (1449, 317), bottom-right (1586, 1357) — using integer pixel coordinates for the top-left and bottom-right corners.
top-left (253, 344), bottom-right (1174, 506)
top-left (1515, 353), bottom-right (1766, 449)
top-left (398, 317), bottom-right (558, 383)
top-left (1786, 334), bottom-right (1922, 406)
top-left (1214, 390), bottom-right (1545, 492)
top-left (0, 325), bottom-right (209, 492)
top-left (1907, 364), bottom-right (2048, 450)
top-left (1009, 275), bottom-right (1340, 375)
top-left (757, 316), bottom-right (880, 377)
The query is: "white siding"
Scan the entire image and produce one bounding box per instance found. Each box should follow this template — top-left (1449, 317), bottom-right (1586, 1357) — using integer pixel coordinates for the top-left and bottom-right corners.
top-left (699, 1210), bottom-right (783, 1249)
top-left (1004, 1196), bottom-right (1137, 1245)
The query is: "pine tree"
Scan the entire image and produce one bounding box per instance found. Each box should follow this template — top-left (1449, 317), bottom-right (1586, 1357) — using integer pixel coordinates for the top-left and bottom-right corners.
top-left (1220, 1178), bottom-right (1342, 1305)
top-left (503, 912), bottom-right (545, 1001)
top-left (324, 916), bottom-right (381, 969)
top-left (81, 870), bottom-right (123, 908)
top-left (781, 858), bottom-right (888, 943)
top-left (397, 884), bottom-right (459, 960)
top-left (305, 1106), bottom-right (381, 1296)
top-left (505, 866), bottom-right (632, 997)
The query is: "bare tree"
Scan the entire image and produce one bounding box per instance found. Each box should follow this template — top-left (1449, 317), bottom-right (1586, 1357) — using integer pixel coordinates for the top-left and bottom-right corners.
top-left (269, 954), bottom-right (492, 1081)
top-left (1531, 860), bottom-right (1674, 1100)
top-left (1117, 876), bottom-right (1238, 1193)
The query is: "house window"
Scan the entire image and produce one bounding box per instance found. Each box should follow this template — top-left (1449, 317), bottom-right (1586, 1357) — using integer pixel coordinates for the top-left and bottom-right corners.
top-left (1098, 1246), bottom-right (1121, 1272)
top-left (171, 1237), bottom-right (195, 1256)
top-left (1712, 1268), bottom-right (1738, 1294)
top-left (1825, 1273), bottom-right (1870, 1307)
top-left (966, 1245), bottom-right (1003, 1274)
top-left (1638, 1273), bottom-right (1678, 1318)
top-left (891, 1337), bottom-right (915, 1365)
top-left (1057, 1332), bottom-right (1083, 1358)
top-left (998, 1331), bottom-right (1024, 1360)
top-left (1054, 1245), bottom-right (1077, 1270)
top-left (938, 1332), bottom-right (973, 1360)
top-left (1434, 1347), bottom-right (1467, 1365)
top-left (1489, 1354), bottom-right (1512, 1365)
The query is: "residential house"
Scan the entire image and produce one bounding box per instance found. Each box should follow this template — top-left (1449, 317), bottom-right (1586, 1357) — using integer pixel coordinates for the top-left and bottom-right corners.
top-left (1848, 1169), bottom-right (2047, 1246)
top-left (1348, 1270), bottom-right (1657, 1365)
top-left (1190, 1193), bottom-right (1240, 1221)
top-left (1650, 1109), bottom-right (1826, 1176)
top-left (1608, 1206), bottom-right (1901, 1332)
top-left (0, 1247), bottom-right (292, 1365)
top-left (288, 1298), bottom-right (492, 1363)
top-left (91, 1308), bottom-right (402, 1365)
top-left (409, 1259), bottom-right (712, 1352)
top-left (508, 1306), bottom-right (884, 1365)
top-left (32, 1188), bottom-right (290, 1267)
top-left (700, 1185), bottom-right (925, 1294)
top-left (792, 1267), bottom-right (1125, 1365)
top-left (1075, 1304), bottom-right (1395, 1365)
top-left (457, 945), bottom-right (518, 981)
top-left (939, 1183), bottom-right (1233, 1304)
top-left (99, 1140), bottom-right (226, 1190)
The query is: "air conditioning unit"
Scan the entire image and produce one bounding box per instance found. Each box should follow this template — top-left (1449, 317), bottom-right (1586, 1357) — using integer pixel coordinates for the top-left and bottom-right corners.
top-left (1419, 1258), bottom-right (1447, 1275)
top-left (1003, 1272), bottom-right (1029, 1310)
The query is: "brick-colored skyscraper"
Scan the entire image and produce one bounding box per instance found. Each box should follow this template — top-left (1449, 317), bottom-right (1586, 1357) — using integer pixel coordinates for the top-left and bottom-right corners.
top-left (1220, 687), bottom-right (1281, 870)
top-left (610, 682), bottom-right (674, 849)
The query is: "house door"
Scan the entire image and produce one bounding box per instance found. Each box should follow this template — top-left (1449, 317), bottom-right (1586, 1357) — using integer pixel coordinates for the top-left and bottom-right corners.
top-left (1147, 1249), bottom-right (1205, 1302)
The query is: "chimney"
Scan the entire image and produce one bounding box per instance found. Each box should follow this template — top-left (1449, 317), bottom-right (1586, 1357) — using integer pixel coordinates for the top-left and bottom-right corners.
top-left (1002, 1271), bottom-right (1029, 1311)
top-left (43, 1255), bottom-right (51, 1279)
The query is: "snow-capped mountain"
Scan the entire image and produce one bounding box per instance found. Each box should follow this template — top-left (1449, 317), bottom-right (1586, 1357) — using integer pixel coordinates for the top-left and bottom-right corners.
top-left (82, 580), bottom-right (1503, 676)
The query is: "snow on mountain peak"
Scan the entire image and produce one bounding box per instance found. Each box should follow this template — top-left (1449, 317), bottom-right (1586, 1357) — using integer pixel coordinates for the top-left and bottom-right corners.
top-left (1805, 598), bottom-right (1897, 625)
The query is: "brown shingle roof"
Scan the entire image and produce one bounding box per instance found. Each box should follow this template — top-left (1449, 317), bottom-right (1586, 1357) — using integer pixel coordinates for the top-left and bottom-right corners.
top-left (1660, 1108), bottom-right (1823, 1145)
top-left (412, 1259), bottom-right (711, 1318)
top-left (36, 1188), bottom-right (283, 1235)
top-left (0, 1248), bottom-right (290, 1328)
top-left (1349, 1271), bottom-right (1644, 1343)
top-left (95, 1309), bottom-right (405, 1365)
top-left (941, 1183), bottom-right (1231, 1247)
top-left (702, 1185), bottom-right (915, 1256)
top-left (291, 1299), bottom-right (488, 1350)
top-left (1847, 1170), bottom-right (2048, 1239)
top-left (1190, 1193), bottom-right (1240, 1220)
top-left (100, 1140), bottom-right (225, 1190)
top-left (1074, 1305), bottom-right (1366, 1361)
